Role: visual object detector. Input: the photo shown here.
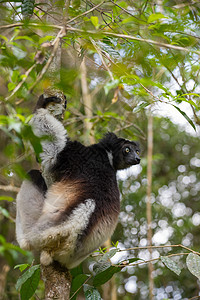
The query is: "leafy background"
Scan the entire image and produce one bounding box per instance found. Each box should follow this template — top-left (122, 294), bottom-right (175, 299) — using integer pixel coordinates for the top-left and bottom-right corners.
top-left (0, 0), bottom-right (200, 299)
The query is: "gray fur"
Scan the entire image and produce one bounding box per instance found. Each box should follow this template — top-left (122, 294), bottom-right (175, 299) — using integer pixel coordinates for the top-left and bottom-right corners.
top-left (30, 108), bottom-right (67, 186)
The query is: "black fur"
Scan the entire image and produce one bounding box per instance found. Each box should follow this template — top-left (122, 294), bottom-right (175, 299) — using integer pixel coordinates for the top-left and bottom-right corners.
top-left (27, 169), bottom-right (47, 195)
top-left (34, 94), bottom-right (67, 111)
top-left (50, 132), bottom-right (140, 233)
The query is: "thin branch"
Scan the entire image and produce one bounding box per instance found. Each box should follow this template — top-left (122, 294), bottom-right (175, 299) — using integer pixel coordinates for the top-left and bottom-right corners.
top-left (123, 244), bottom-right (200, 256)
top-left (0, 23), bottom-right (62, 30)
top-left (5, 64), bottom-right (36, 101)
top-left (35, 5), bottom-right (60, 24)
top-left (30, 28), bottom-right (65, 92)
top-left (110, 0), bottom-right (142, 21)
top-left (92, 244), bottom-right (200, 256)
top-left (90, 38), bottom-right (114, 80)
top-left (69, 275), bottom-right (92, 300)
top-left (0, 185), bottom-right (20, 193)
top-left (66, 1), bottom-right (105, 25)
top-left (63, 0), bottom-right (71, 25)
top-left (1, 22), bottom-right (199, 55)
top-left (66, 27), bottom-right (200, 55)
top-left (112, 252), bottom-right (190, 269)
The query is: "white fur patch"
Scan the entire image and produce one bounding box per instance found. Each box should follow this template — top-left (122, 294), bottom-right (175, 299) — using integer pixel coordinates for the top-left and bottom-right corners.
top-left (16, 179), bottom-right (45, 250)
top-left (30, 108), bottom-right (67, 172)
top-left (28, 199), bottom-right (95, 252)
top-left (106, 151), bottom-right (113, 167)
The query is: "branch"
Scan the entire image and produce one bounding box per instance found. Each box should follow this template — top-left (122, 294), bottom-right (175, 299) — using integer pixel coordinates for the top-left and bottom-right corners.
top-left (80, 57), bottom-right (95, 144)
top-left (90, 38), bottom-right (114, 80)
top-left (66, 27), bottom-right (200, 55)
top-left (113, 252), bottom-right (190, 268)
top-left (41, 262), bottom-right (71, 300)
top-left (1, 22), bottom-right (199, 55)
top-left (0, 185), bottom-right (20, 193)
top-left (30, 27), bottom-right (66, 92)
top-left (5, 64), bottom-right (36, 101)
top-left (66, 1), bottom-right (105, 25)
top-left (146, 111), bottom-right (154, 299)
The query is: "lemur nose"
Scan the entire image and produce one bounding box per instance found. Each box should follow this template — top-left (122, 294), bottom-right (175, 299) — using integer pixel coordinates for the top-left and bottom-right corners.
top-left (135, 155), bottom-right (141, 163)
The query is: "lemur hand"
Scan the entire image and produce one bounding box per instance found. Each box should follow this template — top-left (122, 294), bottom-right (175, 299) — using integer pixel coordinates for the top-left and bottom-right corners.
top-left (35, 92), bottom-right (67, 121)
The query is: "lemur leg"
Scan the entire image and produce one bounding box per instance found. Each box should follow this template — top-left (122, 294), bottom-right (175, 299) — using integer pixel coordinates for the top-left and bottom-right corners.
top-left (16, 170), bottom-right (47, 250)
top-left (25, 193), bottom-right (96, 266)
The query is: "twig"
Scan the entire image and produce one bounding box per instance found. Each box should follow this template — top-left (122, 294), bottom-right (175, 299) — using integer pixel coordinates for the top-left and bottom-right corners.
top-left (66, 1), bottom-right (105, 25)
top-left (118, 244), bottom-right (200, 255)
top-left (66, 27), bottom-right (200, 55)
top-left (0, 185), bottom-right (20, 193)
top-left (1, 22), bottom-right (200, 55)
top-left (63, 0), bottom-right (70, 26)
top-left (90, 38), bottom-right (114, 80)
top-left (30, 27), bottom-right (66, 92)
top-left (69, 275), bottom-right (92, 300)
top-left (112, 252), bottom-right (190, 268)
top-left (5, 64), bottom-right (36, 101)
top-left (110, 0), bottom-right (142, 21)
top-left (0, 23), bottom-right (62, 30)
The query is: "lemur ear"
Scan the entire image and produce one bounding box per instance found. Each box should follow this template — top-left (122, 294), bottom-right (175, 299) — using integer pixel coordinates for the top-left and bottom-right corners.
top-left (100, 132), bottom-right (119, 151)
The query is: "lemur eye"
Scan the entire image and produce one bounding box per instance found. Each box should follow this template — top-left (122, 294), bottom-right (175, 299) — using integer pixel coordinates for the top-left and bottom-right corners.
top-left (125, 147), bottom-right (130, 153)
top-left (136, 150), bottom-right (140, 155)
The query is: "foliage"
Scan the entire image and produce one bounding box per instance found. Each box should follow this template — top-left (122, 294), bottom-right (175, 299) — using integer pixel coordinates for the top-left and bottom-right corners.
top-left (0, 0), bottom-right (200, 299)
top-left (15, 264), bottom-right (40, 300)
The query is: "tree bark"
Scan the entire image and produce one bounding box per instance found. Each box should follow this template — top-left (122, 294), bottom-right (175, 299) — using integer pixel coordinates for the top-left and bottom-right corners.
top-left (146, 111), bottom-right (154, 300)
top-left (42, 262), bottom-right (71, 300)
top-left (80, 57), bottom-right (95, 144)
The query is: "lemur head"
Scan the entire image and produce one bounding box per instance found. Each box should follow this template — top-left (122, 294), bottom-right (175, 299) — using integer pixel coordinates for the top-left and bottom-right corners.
top-left (100, 132), bottom-right (141, 170)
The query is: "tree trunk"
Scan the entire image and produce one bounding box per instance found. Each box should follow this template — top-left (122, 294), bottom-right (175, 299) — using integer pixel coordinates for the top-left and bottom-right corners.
top-left (80, 57), bottom-right (95, 144)
top-left (42, 262), bottom-right (71, 300)
top-left (146, 111), bottom-right (154, 300)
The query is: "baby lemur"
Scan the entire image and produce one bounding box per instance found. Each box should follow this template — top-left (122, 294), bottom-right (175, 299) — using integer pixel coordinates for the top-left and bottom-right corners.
top-left (16, 94), bottom-right (140, 269)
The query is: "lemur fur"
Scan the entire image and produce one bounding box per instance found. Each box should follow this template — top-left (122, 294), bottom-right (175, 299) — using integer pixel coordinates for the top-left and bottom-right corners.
top-left (16, 94), bottom-right (140, 269)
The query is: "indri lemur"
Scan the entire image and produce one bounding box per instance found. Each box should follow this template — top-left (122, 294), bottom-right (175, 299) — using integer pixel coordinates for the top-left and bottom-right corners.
top-left (16, 94), bottom-right (140, 269)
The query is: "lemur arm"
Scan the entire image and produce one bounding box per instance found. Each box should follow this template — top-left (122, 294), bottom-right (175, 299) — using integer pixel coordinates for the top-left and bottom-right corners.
top-left (30, 95), bottom-right (67, 186)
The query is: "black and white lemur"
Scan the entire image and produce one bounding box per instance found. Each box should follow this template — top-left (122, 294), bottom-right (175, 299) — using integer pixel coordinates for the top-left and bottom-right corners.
top-left (16, 94), bottom-right (141, 269)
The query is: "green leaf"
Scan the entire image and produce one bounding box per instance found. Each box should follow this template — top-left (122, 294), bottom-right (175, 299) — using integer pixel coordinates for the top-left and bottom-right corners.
top-left (14, 264), bottom-right (30, 272)
top-left (175, 96), bottom-right (199, 111)
top-left (0, 196), bottom-right (14, 202)
top-left (90, 16), bottom-right (99, 28)
top-left (71, 274), bottom-right (90, 299)
top-left (127, 257), bottom-right (142, 264)
top-left (186, 253), bottom-right (200, 280)
top-left (93, 261), bottom-right (111, 275)
top-left (93, 249), bottom-right (118, 275)
top-left (16, 265), bottom-right (40, 291)
top-left (172, 105), bottom-right (196, 131)
top-left (20, 268), bottom-right (40, 300)
top-left (0, 206), bottom-right (10, 218)
top-left (104, 80), bottom-right (119, 95)
top-left (161, 256), bottom-right (182, 276)
top-left (93, 265), bottom-right (121, 286)
top-left (133, 101), bottom-right (150, 112)
top-left (101, 249), bottom-right (118, 262)
top-left (84, 285), bottom-right (101, 300)
top-left (148, 13), bottom-right (167, 23)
